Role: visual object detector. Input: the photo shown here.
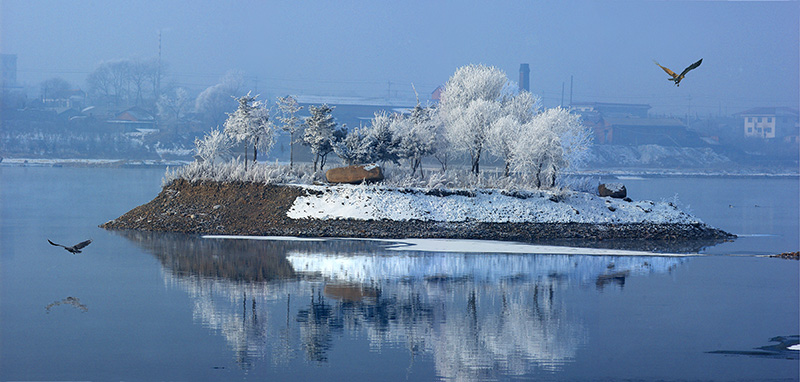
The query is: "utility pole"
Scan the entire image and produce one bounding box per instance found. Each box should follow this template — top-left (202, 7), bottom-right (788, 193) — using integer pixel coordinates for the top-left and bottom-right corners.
top-left (561, 82), bottom-right (565, 107)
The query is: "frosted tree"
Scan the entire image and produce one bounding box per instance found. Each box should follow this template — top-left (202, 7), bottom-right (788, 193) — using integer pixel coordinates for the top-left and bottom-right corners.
top-left (223, 92), bottom-right (274, 171)
top-left (432, 118), bottom-right (451, 173)
top-left (509, 119), bottom-right (559, 188)
top-left (509, 107), bottom-right (590, 188)
top-left (196, 71), bottom-right (244, 127)
top-left (366, 111), bottom-right (402, 167)
top-left (302, 104), bottom-right (344, 172)
top-left (275, 95), bottom-right (304, 168)
top-left (395, 104), bottom-right (437, 177)
top-left (194, 128), bottom-right (231, 167)
top-left (333, 125), bottom-right (372, 165)
top-left (486, 91), bottom-right (541, 176)
top-left (449, 98), bottom-right (502, 174)
top-left (439, 64), bottom-right (508, 175)
top-left (542, 107), bottom-right (592, 185)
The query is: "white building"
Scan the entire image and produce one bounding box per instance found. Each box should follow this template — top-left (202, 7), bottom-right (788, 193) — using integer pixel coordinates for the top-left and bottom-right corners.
top-left (736, 107), bottom-right (799, 141)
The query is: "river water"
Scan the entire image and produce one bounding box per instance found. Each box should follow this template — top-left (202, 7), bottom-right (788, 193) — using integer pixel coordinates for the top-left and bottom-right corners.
top-left (1, 166), bottom-right (797, 381)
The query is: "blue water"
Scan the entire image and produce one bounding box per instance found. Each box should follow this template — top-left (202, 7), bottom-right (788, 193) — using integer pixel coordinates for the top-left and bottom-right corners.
top-left (1, 166), bottom-right (798, 381)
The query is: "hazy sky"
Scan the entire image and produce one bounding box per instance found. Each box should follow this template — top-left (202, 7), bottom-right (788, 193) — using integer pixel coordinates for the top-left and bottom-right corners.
top-left (2, 1), bottom-right (798, 115)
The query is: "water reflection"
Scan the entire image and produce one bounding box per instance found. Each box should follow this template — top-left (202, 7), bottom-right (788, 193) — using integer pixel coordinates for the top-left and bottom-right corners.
top-left (116, 231), bottom-right (687, 379)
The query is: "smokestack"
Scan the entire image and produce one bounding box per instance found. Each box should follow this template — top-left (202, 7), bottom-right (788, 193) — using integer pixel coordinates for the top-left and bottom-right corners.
top-left (519, 63), bottom-right (530, 92)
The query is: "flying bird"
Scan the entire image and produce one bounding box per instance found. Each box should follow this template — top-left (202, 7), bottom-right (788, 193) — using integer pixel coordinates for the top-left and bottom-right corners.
top-left (48, 239), bottom-right (92, 254)
top-left (653, 58), bottom-right (703, 86)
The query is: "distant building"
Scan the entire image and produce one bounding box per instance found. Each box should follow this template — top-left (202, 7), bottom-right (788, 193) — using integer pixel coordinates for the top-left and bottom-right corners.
top-left (43, 89), bottom-right (86, 109)
top-left (595, 117), bottom-right (696, 146)
top-left (735, 107), bottom-right (799, 141)
top-left (107, 106), bottom-right (156, 132)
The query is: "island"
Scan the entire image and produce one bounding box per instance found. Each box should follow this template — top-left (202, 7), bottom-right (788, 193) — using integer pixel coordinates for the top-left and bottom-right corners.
top-left (100, 177), bottom-right (734, 253)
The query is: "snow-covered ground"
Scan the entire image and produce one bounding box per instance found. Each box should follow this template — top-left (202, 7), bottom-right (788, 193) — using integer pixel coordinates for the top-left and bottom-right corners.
top-left (287, 184), bottom-right (701, 224)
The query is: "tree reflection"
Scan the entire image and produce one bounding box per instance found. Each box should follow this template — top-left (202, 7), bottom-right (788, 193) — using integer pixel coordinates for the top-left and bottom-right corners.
top-left (117, 232), bottom-right (688, 379)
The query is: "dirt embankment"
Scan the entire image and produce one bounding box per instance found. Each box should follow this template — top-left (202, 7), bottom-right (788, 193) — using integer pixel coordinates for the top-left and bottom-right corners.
top-left (101, 179), bottom-right (735, 252)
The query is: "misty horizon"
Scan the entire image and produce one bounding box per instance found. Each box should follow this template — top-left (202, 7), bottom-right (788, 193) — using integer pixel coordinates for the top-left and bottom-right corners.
top-left (2, 1), bottom-right (798, 116)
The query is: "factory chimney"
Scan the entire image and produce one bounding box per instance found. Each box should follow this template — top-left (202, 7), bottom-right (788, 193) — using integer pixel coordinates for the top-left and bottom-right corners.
top-left (519, 63), bottom-right (530, 92)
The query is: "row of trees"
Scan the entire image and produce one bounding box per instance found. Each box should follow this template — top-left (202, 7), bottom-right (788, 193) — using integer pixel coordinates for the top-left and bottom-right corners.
top-left (194, 65), bottom-right (592, 189)
top-left (37, 57), bottom-right (248, 131)
top-left (86, 58), bottom-right (162, 108)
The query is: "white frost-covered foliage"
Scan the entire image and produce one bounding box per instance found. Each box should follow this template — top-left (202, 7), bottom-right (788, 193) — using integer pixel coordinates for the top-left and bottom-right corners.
top-left (333, 124), bottom-right (372, 165)
top-left (194, 128), bottom-right (231, 166)
top-left (169, 64), bottom-right (594, 192)
top-left (164, 160), bottom-right (318, 186)
top-left (486, 91), bottom-right (541, 176)
top-left (275, 95), bottom-right (304, 168)
top-left (439, 64), bottom-right (508, 174)
top-left (439, 64), bottom-right (591, 187)
top-left (507, 107), bottom-right (591, 188)
top-left (394, 104), bottom-right (437, 177)
top-left (223, 92), bottom-right (274, 167)
top-left (302, 104), bottom-right (344, 172)
top-left (335, 111), bottom-right (409, 167)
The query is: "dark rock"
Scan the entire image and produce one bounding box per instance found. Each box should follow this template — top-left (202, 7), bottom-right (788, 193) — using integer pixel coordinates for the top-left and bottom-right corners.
top-left (326, 164), bottom-right (384, 184)
top-left (770, 251), bottom-right (799, 260)
top-left (599, 183), bottom-right (627, 198)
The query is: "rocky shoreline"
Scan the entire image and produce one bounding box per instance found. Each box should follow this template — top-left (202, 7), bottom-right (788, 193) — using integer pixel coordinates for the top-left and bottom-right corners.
top-left (100, 179), bottom-right (736, 253)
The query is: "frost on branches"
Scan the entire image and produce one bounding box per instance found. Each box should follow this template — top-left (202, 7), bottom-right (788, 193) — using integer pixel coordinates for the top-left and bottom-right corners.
top-left (395, 104), bottom-right (438, 177)
top-left (194, 128), bottom-right (231, 167)
top-left (276, 95), bottom-right (304, 168)
top-left (223, 92), bottom-right (274, 171)
top-left (302, 104), bottom-right (345, 172)
top-left (177, 63), bottom-right (593, 192)
top-left (439, 64), bottom-right (508, 175)
top-left (439, 64), bottom-right (592, 186)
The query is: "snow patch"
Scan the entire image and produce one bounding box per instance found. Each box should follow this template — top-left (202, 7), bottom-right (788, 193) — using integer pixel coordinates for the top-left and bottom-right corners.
top-left (287, 184), bottom-right (701, 224)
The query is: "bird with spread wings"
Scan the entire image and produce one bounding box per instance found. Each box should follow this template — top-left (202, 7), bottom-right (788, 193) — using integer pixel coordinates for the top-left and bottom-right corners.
top-left (49, 239), bottom-right (92, 254)
top-left (654, 58), bottom-right (703, 86)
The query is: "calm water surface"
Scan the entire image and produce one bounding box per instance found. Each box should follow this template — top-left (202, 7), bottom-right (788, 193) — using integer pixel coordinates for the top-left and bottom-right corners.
top-left (1, 166), bottom-right (797, 381)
